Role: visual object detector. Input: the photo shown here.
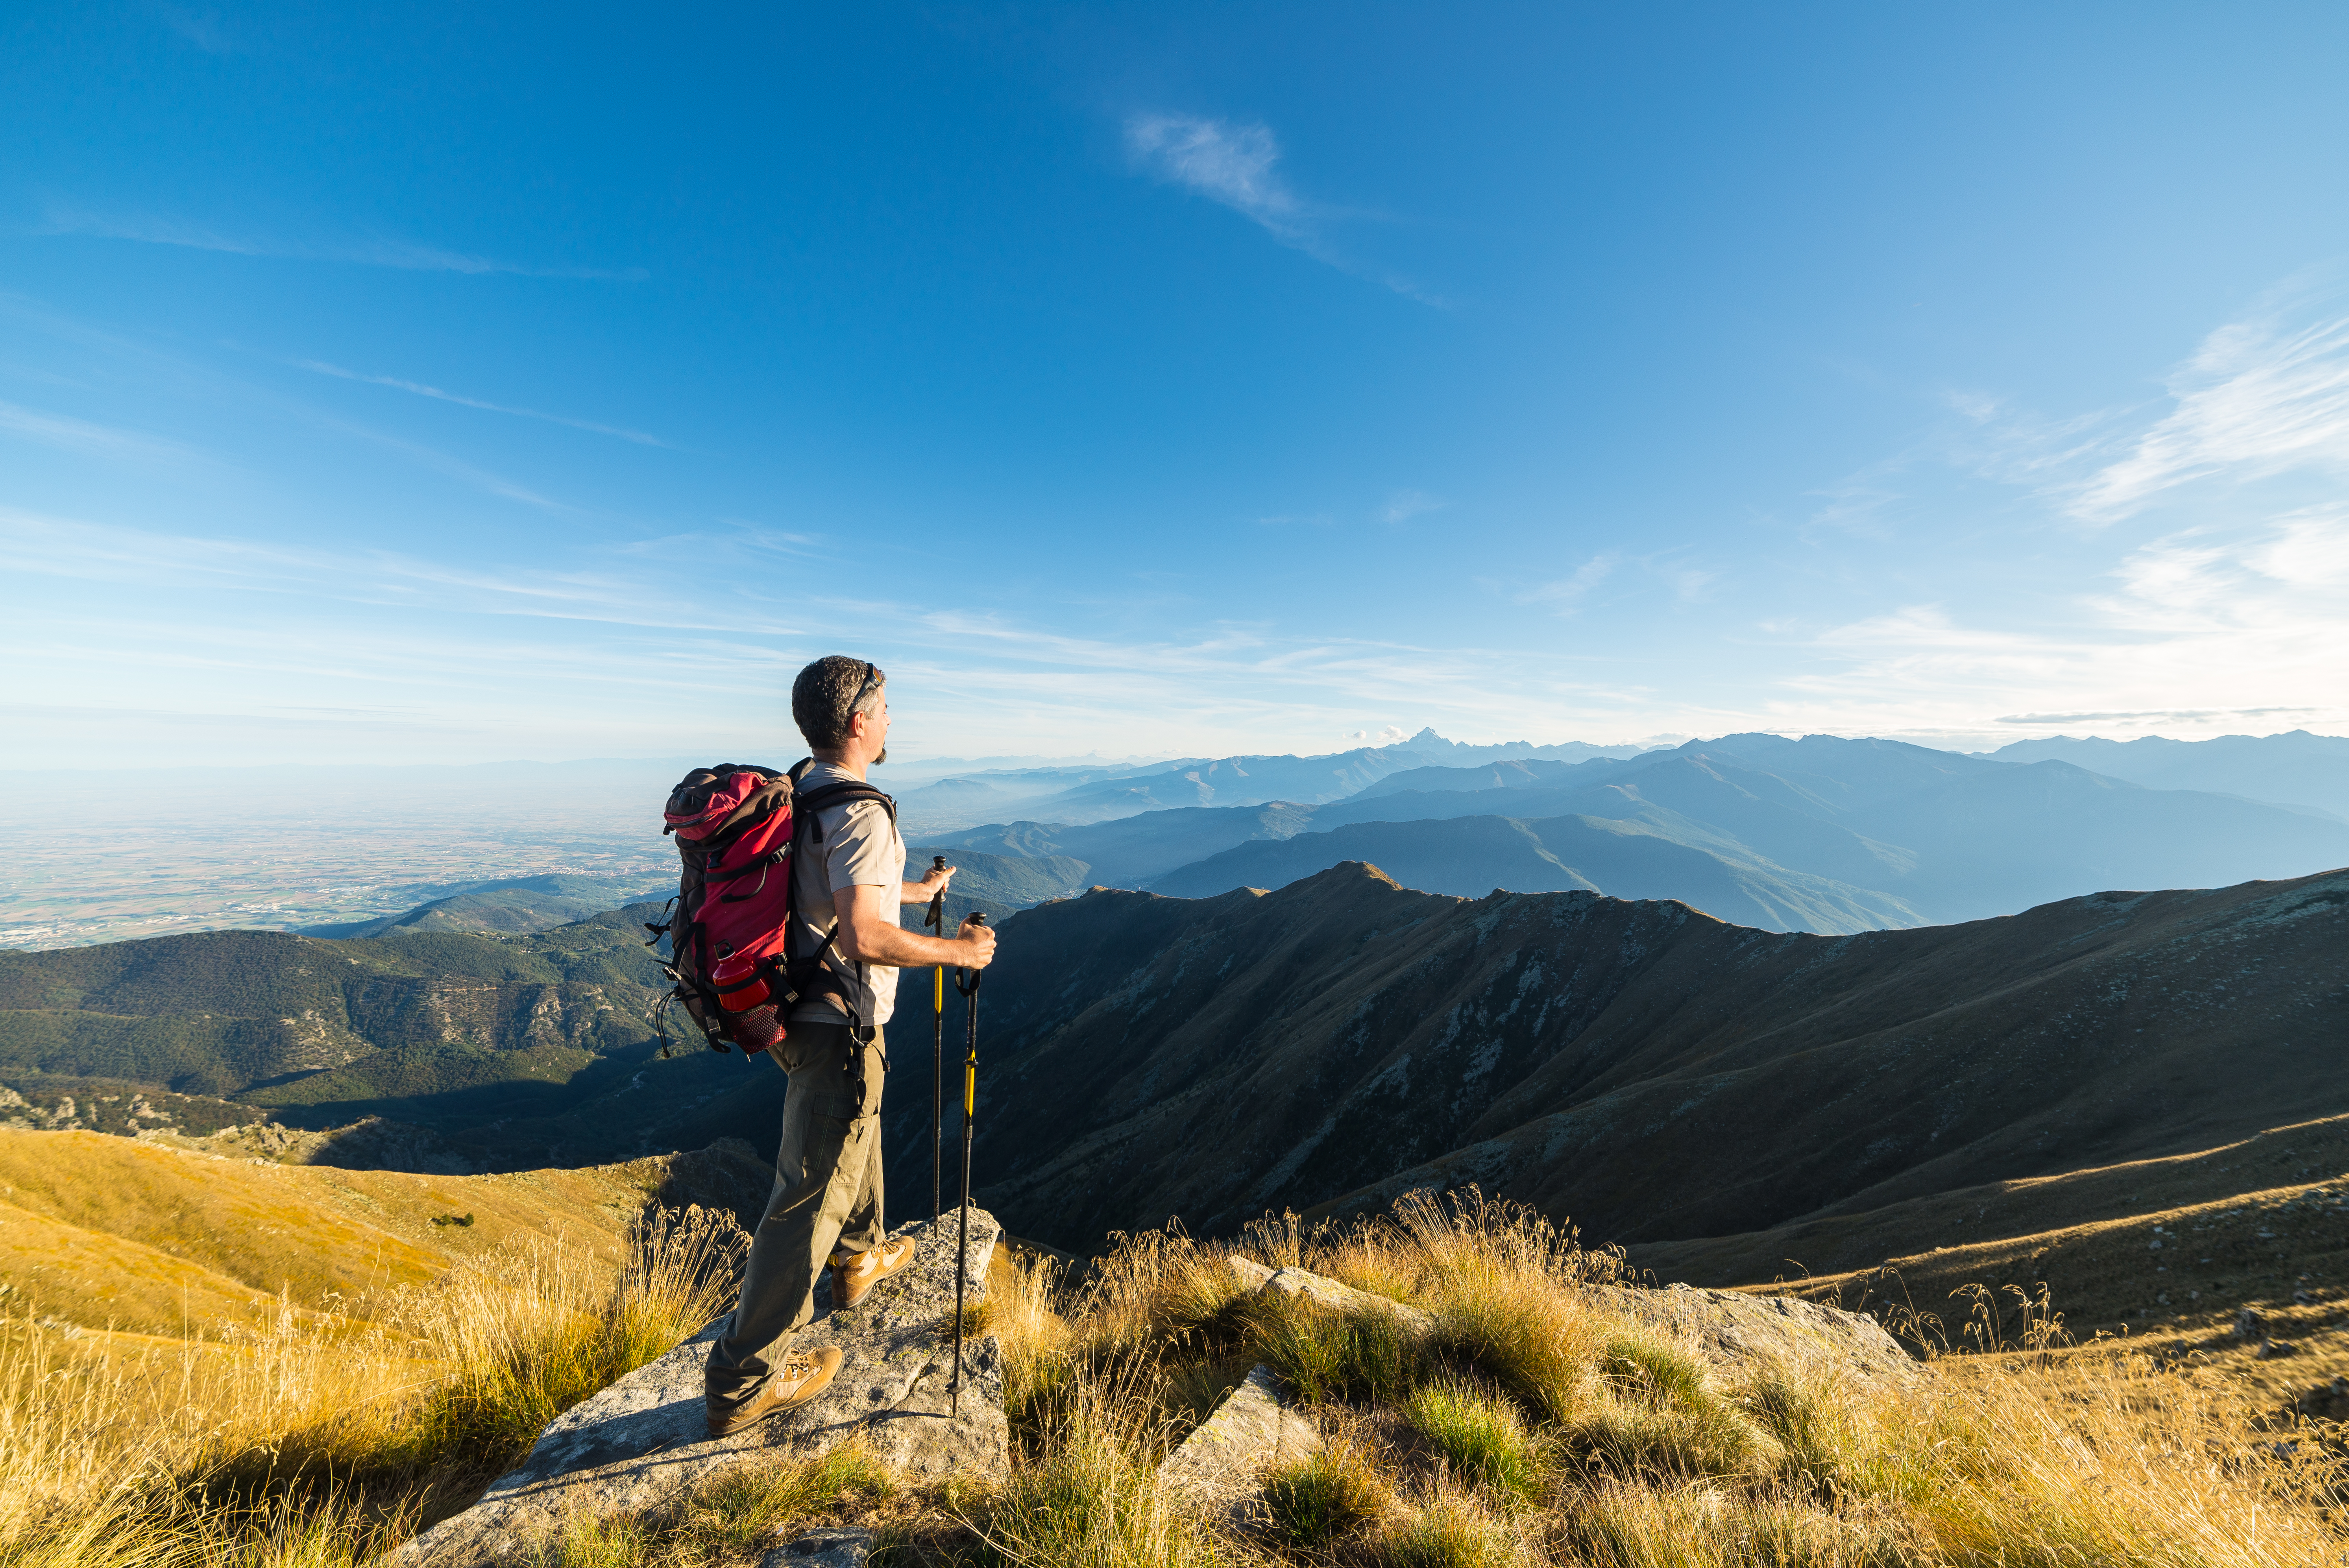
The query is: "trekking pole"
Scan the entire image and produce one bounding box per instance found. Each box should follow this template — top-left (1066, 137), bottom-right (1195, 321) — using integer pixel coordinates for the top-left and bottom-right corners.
top-left (924, 856), bottom-right (946, 1222)
top-left (950, 912), bottom-right (987, 1417)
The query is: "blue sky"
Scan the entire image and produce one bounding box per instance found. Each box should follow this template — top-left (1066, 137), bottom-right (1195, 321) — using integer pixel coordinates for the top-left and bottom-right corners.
top-left (5, 1), bottom-right (2348, 768)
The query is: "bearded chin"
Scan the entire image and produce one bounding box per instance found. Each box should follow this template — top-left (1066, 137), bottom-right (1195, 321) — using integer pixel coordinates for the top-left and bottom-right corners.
top-left (872, 745), bottom-right (887, 765)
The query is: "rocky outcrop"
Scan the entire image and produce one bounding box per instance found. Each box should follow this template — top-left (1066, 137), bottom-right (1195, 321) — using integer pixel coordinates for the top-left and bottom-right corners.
top-left (1257, 1263), bottom-right (1433, 1330)
top-left (393, 1208), bottom-right (1007, 1566)
top-left (1586, 1280), bottom-right (1919, 1383)
top-left (1158, 1365), bottom-right (1321, 1525)
top-left (1225, 1259), bottom-right (1912, 1385)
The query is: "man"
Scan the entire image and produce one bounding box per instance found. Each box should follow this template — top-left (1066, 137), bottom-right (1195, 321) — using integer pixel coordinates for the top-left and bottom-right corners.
top-left (703, 656), bottom-right (998, 1438)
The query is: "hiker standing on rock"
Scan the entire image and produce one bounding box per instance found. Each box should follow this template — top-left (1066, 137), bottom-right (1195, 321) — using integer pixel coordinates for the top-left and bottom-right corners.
top-left (704, 656), bottom-right (997, 1438)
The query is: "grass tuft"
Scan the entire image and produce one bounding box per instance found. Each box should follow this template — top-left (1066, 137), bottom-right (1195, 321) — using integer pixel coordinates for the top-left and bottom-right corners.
top-left (1374, 1492), bottom-right (1525, 1568)
top-left (677, 1444), bottom-right (893, 1557)
top-left (1261, 1443), bottom-right (1391, 1550)
top-left (1242, 1290), bottom-right (1422, 1407)
top-left (970, 1390), bottom-right (1216, 1568)
top-left (1403, 1382), bottom-right (1543, 1504)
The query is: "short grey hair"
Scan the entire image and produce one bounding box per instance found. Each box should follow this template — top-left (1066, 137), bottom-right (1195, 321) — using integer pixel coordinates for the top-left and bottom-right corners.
top-left (792, 656), bottom-right (885, 752)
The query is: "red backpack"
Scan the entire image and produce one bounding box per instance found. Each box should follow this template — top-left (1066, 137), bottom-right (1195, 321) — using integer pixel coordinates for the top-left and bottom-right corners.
top-left (646, 759), bottom-right (894, 1056)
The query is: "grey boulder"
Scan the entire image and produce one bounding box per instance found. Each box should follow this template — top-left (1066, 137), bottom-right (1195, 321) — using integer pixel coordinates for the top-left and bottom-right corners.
top-left (392, 1208), bottom-right (1006, 1566)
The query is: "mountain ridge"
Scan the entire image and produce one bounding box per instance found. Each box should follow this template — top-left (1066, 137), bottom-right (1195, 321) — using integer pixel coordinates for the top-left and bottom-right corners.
top-left (905, 861), bottom-right (2348, 1267)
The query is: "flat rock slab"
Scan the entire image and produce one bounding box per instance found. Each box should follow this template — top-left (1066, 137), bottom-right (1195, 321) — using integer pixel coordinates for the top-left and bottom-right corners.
top-left (393, 1208), bottom-right (1005, 1567)
top-left (1159, 1363), bottom-right (1320, 1524)
top-left (758, 1527), bottom-right (873, 1568)
top-left (1586, 1281), bottom-right (1918, 1384)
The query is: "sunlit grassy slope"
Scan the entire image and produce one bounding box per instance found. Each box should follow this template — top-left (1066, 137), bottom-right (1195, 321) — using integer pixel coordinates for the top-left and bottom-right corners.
top-left (0, 1127), bottom-right (691, 1335)
top-left (0, 1126), bottom-right (750, 1568)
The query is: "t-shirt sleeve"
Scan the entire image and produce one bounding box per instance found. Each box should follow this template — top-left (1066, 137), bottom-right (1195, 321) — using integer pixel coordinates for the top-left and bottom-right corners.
top-left (825, 801), bottom-right (901, 889)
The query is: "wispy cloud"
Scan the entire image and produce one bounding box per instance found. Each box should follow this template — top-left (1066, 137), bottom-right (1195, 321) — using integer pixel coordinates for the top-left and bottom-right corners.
top-left (1668, 567), bottom-right (1719, 603)
top-left (1518, 552), bottom-right (1619, 615)
top-left (1785, 506), bottom-right (2349, 737)
top-left (1126, 115), bottom-right (1300, 236)
top-left (311, 419), bottom-right (573, 510)
top-left (0, 400), bottom-right (200, 464)
top-left (1122, 113), bottom-right (1442, 305)
top-left (157, 5), bottom-right (240, 53)
top-left (1379, 489), bottom-right (1447, 524)
top-left (39, 208), bottom-right (647, 281)
top-left (1994, 707), bottom-right (2319, 724)
top-left (293, 359), bottom-right (667, 445)
top-left (2071, 288), bottom-right (2349, 522)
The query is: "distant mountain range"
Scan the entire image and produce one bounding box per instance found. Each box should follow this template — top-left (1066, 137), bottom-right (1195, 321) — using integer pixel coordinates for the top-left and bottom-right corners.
top-left (924, 732), bottom-right (2349, 931)
top-left (893, 728), bottom-right (1660, 834)
top-left (1983, 730), bottom-right (2349, 820)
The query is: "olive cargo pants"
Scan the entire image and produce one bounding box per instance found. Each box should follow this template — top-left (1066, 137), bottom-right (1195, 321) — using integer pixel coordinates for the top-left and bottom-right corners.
top-left (705, 1020), bottom-right (886, 1405)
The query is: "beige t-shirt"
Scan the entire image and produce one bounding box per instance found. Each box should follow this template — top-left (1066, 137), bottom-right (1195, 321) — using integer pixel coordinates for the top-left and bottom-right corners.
top-left (787, 762), bottom-right (907, 1027)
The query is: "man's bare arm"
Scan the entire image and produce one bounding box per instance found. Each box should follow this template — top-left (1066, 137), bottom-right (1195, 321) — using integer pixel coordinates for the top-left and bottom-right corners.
top-left (833, 884), bottom-right (995, 969)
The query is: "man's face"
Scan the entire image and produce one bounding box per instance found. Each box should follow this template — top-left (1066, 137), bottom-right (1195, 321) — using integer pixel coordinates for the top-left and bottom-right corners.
top-left (859, 689), bottom-right (891, 764)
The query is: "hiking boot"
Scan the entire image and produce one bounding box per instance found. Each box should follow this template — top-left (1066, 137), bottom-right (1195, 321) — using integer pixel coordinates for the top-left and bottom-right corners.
top-left (705, 1346), bottom-right (843, 1438)
top-left (831, 1236), bottom-right (915, 1308)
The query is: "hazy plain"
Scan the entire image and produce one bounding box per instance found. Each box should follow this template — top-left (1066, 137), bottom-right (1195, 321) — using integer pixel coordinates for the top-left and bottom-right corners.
top-left (0, 763), bottom-right (684, 949)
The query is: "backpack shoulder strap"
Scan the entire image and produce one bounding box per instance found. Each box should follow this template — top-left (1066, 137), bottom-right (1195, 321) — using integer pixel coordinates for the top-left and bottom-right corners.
top-left (791, 777), bottom-right (898, 843)
top-left (780, 767), bottom-right (899, 1034)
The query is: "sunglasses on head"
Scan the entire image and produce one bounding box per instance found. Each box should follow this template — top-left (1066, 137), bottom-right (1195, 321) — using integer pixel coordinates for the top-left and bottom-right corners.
top-left (848, 662), bottom-right (882, 719)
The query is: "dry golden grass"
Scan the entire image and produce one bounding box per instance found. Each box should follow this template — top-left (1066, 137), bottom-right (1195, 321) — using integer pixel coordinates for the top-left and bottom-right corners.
top-left (12, 1179), bottom-right (2345, 1568)
top-left (937, 1189), bottom-right (2349, 1568)
top-left (0, 1205), bottom-right (742, 1568)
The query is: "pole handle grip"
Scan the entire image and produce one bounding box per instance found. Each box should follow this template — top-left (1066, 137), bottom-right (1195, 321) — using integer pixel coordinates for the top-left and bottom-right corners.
top-left (954, 911), bottom-right (989, 995)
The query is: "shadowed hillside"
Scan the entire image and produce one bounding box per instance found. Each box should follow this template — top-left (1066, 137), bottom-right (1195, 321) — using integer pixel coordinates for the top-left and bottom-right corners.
top-left (0, 903), bottom-right (803, 1169)
top-left (902, 862), bottom-right (2348, 1273)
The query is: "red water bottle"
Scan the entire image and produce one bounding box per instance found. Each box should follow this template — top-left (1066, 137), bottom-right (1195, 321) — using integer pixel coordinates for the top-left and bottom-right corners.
top-left (710, 952), bottom-right (785, 1055)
